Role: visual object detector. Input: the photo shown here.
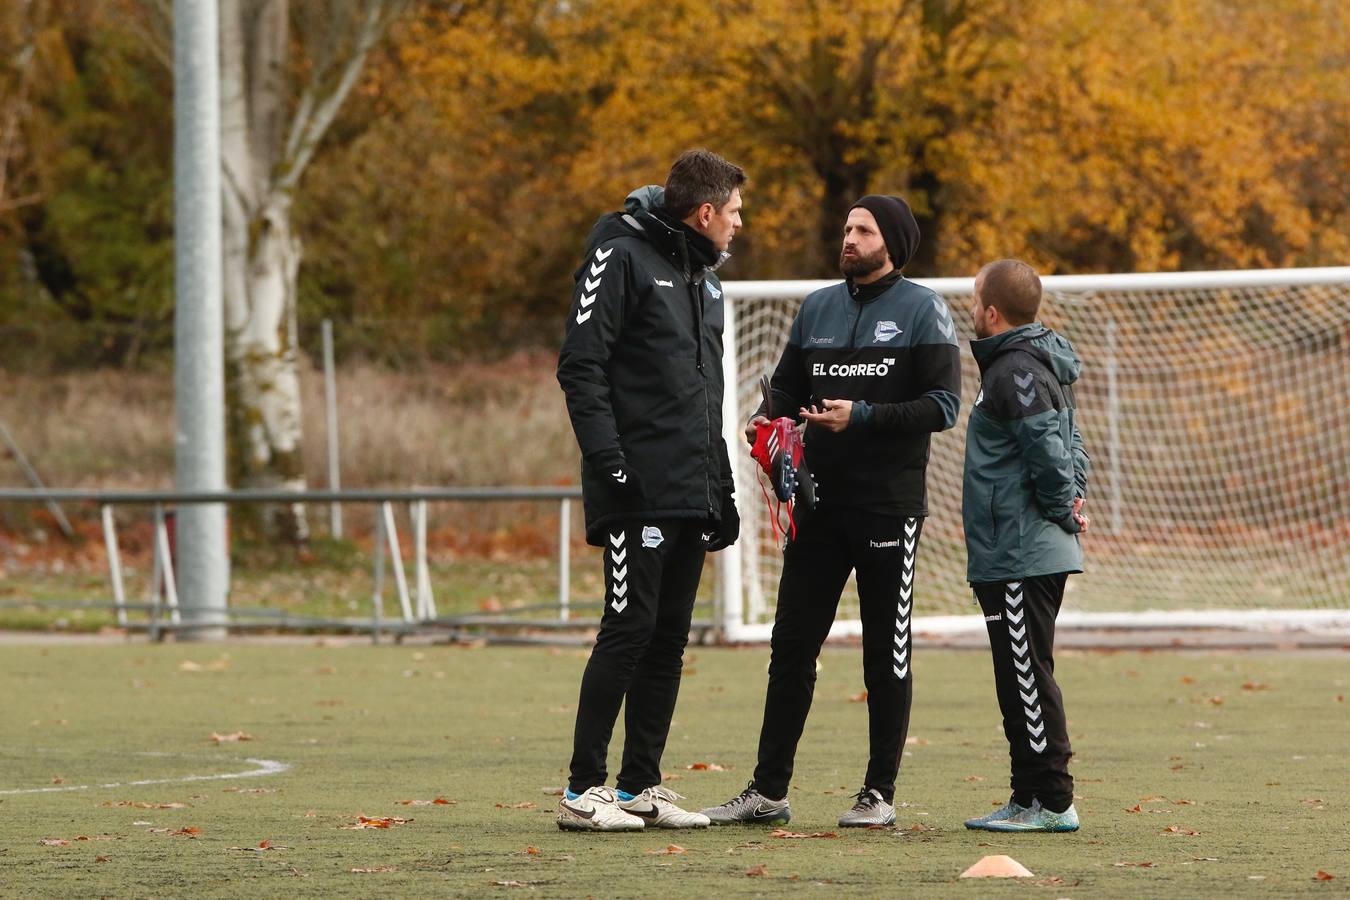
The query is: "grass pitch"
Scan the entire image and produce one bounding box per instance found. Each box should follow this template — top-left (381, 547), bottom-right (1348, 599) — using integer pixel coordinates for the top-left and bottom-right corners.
top-left (1, 641), bottom-right (1346, 897)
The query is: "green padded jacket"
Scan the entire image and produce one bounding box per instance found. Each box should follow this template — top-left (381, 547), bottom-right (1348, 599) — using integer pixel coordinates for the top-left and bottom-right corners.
top-left (962, 323), bottom-right (1090, 584)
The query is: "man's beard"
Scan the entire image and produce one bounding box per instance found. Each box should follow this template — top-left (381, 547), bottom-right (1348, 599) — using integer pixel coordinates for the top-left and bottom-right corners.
top-left (839, 245), bottom-right (889, 279)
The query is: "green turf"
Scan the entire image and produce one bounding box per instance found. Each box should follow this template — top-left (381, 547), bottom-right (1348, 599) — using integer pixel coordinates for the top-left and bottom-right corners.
top-left (1, 642), bottom-right (1346, 897)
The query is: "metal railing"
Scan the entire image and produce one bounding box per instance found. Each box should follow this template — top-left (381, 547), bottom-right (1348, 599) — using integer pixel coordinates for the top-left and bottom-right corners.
top-left (0, 486), bottom-right (599, 642)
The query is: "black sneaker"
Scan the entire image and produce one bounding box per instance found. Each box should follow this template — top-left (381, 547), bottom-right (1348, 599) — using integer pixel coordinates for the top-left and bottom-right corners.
top-left (698, 782), bottom-right (791, 826)
top-left (838, 787), bottom-right (895, 827)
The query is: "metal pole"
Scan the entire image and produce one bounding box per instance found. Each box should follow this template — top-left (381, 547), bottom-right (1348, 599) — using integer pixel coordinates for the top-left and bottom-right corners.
top-left (718, 292), bottom-right (746, 639)
top-left (173, 0), bottom-right (227, 639)
top-left (558, 498), bottom-right (570, 622)
top-left (1106, 317), bottom-right (1121, 533)
top-left (101, 505), bottom-right (128, 627)
top-left (322, 319), bottom-right (342, 538)
top-left (0, 419), bottom-right (74, 539)
top-left (371, 503), bottom-right (385, 645)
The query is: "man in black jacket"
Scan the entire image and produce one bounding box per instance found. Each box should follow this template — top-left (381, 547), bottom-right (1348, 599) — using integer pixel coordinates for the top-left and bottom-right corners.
top-left (702, 195), bottom-right (961, 829)
top-left (555, 150), bottom-right (745, 832)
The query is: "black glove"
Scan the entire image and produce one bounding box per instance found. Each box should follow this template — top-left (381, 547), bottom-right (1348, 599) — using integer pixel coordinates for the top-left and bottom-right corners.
top-left (705, 486), bottom-right (740, 551)
top-left (586, 449), bottom-right (646, 513)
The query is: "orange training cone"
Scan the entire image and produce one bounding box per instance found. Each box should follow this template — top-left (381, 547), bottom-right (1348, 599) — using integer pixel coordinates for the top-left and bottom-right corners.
top-left (959, 855), bottom-right (1035, 878)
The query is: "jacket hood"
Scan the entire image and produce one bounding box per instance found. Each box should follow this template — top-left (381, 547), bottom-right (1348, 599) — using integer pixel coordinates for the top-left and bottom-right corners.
top-left (971, 322), bottom-right (1082, 385)
top-left (577, 184), bottom-right (726, 279)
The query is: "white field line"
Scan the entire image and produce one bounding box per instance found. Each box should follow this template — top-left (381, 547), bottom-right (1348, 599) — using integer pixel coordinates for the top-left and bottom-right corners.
top-left (0, 757), bottom-right (290, 796)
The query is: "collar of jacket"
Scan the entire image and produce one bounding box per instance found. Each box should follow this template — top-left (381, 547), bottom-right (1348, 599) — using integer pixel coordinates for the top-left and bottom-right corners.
top-left (637, 207), bottom-right (721, 278)
top-left (970, 322), bottom-right (1049, 373)
top-left (846, 268), bottom-right (904, 304)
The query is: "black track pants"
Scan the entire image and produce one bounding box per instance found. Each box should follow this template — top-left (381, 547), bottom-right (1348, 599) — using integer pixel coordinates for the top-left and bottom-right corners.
top-left (568, 519), bottom-right (706, 796)
top-left (973, 574), bottom-right (1074, 812)
top-left (752, 507), bottom-right (922, 803)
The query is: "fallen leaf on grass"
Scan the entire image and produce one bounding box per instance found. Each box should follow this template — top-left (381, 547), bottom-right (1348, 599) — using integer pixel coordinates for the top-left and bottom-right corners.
top-left (1315, 871), bottom-right (1335, 881)
top-left (495, 802), bottom-right (536, 809)
top-left (343, 816), bottom-right (411, 829)
top-left (1207, 696), bottom-right (1225, 706)
top-left (172, 827), bottom-right (203, 837)
top-left (771, 829), bottom-right (838, 839)
top-left (398, 797), bottom-right (456, 806)
top-left (351, 866), bottom-right (398, 873)
top-left (745, 865), bottom-right (768, 877)
top-left (523, 846), bottom-right (541, 856)
top-left (646, 844), bottom-right (687, 855)
top-left (1114, 861), bottom-right (1156, 868)
top-left (39, 838), bottom-right (70, 847)
top-left (963, 775), bottom-right (986, 782)
top-left (51, 776), bottom-right (64, 784)
top-left (1241, 682), bottom-right (1270, 691)
top-left (1179, 676), bottom-right (1196, 684)
top-left (900, 823), bottom-right (929, 833)
top-left (1171, 799), bottom-right (1196, 805)
top-left (209, 731), bottom-right (254, 743)
top-left (686, 762), bottom-right (728, 771)
top-left (1163, 826), bottom-right (1200, 836)
top-left (95, 855), bottom-right (111, 863)
top-left (847, 691), bottom-right (868, 703)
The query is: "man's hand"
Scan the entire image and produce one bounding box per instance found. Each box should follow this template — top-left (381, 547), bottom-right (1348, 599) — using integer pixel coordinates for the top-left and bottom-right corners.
top-left (1073, 496), bottom-right (1090, 533)
top-left (746, 414), bottom-right (769, 445)
top-left (800, 399), bottom-right (852, 433)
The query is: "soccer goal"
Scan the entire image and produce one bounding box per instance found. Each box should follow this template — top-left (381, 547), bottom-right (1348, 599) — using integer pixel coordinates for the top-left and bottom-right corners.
top-left (715, 267), bottom-right (1350, 641)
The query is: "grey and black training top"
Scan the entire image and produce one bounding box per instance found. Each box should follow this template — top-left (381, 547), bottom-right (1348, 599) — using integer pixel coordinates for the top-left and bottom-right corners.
top-left (763, 276), bottom-right (962, 515)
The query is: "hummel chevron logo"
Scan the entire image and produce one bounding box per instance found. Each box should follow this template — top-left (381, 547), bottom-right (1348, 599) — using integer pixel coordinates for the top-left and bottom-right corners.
top-left (1009, 624), bottom-right (1027, 640)
top-left (611, 547), bottom-right (626, 565)
top-left (899, 586), bottom-right (912, 601)
top-left (1007, 607), bottom-right (1024, 624)
top-left (904, 553), bottom-right (915, 569)
top-left (901, 570), bottom-right (914, 586)
top-left (611, 565), bottom-right (628, 582)
top-left (904, 539), bottom-right (916, 554)
top-left (937, 319), bottom-right (954, 339)
top-left (584, 277), bottom-right (602, 292)
top-left (1014, 372), bottom-right (1034, 389)
top-left (1026, 704), bottom-right (1043, 720)
top-left (893, 647), bottom-right (908, 665)
top-left (611, 598), bottom-right (629, 613)
top-left (1006, 591), bottom-right (1024, 608)
top-left (609, 531), bottom-right (625, 548)
top-left (1012, 640), bottom-right (1029, 657)
top-left (897, 603), bottom-right (912, 619)
top-left (931, 297), bottom-right (950, 319)
top-left (1019, 689), bottom-right (1039, 705)
top-left (589, 262), bottom-right (607, 277)
top-left (1014, 657), bottom-right (1031, 673)
top-left (576, 309), bottom-right (592, 324)
top-left (579, 293), bottom-right (596, 308)
top-left (594, 247), bottom-right (613, 261)
top-left (611, 469), bottom-right (627, 484)
top-left (1029, 737), bottom-right (1047, 753)
top-left (1027, 721), bottom-right (1045, 737)
top-left (612, 581), bottom-right (628, 598)
top-left (1007, 581), bottom-right (1022, 591)
top-left (905, 520), bottom-right (918, 537)
top-left (1017, 389), bottom-right (1036, 407)
top-left (1018, 673), bottom-right (1035, 689)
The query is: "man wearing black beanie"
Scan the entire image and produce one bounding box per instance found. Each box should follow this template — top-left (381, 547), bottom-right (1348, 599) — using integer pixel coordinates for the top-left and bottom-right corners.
top-left (702, 194), bottom-right (962, 829)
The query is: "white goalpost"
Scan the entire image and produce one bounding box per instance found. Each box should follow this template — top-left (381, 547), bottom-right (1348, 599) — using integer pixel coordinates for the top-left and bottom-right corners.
top-left (716, 267), bottom-right (1350, 642)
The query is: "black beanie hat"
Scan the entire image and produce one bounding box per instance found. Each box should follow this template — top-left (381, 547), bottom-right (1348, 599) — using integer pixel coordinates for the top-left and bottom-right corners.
top-left (850, 195), bottom-right (921, 270)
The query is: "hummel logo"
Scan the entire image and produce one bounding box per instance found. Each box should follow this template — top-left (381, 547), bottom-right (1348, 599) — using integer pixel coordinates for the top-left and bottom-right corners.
top-left (595, 247), bottom-right (613, 261)
top-left (701, 532), bottom-right (715, 542)
top-left (654, 277), bottom-right (674, 287)
top-left (611, 469), bottom-right (627, 484)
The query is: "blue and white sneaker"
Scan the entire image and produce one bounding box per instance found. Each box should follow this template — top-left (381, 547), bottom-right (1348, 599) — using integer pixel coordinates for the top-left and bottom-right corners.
top-left (981, 799), bottom-right (1080, 833)
top-left (964, 799), bottom-right (1028, 830)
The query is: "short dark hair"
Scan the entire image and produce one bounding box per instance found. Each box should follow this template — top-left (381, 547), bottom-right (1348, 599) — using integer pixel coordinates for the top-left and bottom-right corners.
top-left (663, 149), bottom-right (747, 219)
top-left (977, 259), bottom-right (1042, 326)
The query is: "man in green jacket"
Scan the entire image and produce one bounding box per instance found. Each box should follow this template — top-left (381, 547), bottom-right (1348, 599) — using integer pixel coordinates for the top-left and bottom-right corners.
top-left (961, 259), bottom-right (1090, 833)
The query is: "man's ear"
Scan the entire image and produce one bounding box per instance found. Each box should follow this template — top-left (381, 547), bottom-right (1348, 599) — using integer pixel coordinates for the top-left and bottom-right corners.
top-left (699, 202), bottom-right (714, 228)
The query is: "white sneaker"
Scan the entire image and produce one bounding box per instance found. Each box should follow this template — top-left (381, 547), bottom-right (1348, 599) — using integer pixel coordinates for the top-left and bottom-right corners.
top-left (617, 786), bottom-right (711, 829)
top-left (556, 786), bottom-right (646, 832)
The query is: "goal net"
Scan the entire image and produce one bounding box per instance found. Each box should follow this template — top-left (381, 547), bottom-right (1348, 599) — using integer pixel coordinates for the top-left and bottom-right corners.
top-left (715, 267), bottom-right (1350, 640)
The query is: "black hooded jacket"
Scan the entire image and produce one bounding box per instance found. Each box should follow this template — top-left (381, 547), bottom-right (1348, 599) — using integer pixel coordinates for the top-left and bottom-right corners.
top-left (557, 190), bottom-right (735, 545)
